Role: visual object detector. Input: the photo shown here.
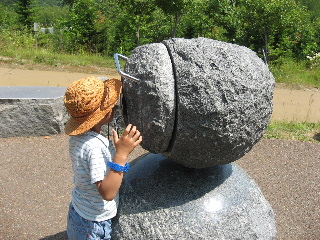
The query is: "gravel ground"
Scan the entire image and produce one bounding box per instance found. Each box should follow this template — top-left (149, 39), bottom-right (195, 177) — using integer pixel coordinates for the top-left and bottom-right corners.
top-left (0, 134), bottom-right (319, 240)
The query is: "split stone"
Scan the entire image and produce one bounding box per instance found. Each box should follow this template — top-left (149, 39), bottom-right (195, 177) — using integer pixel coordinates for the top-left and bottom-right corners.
top-left (122, 38), bottom-right (275, 168)
top-left (123, 43), bottom-right (175, 152)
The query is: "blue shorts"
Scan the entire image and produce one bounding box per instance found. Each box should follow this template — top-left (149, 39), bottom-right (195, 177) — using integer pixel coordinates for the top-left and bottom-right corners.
top-left (67, 203), bottom-right (112, 240)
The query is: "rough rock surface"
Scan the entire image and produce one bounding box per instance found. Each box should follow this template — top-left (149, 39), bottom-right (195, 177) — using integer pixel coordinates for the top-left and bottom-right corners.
top-left (123, 43), bottom-right (175, 152)
top-left (123, 38), bottom-right (275, 168)
top-left (0, 86), bottom-right (68, 138)
top-left (111, 153), bottom-right (277, 239)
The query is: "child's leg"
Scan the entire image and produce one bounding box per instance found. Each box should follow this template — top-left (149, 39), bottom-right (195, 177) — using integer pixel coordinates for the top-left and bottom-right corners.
top-left (67, 203), bottom-right (112, 240)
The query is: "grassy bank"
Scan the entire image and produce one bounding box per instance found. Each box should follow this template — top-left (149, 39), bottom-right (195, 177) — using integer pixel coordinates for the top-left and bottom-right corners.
top-left (0, 48), bottom-right (116, 74)
top-left (270, 60), bottom-right (320, 90)
top-left (266, 121), bottom-right (320, 143)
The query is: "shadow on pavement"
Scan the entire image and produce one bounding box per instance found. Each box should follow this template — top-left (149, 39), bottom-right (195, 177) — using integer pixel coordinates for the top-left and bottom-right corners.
top-left (40, 231), bottom-right (68, 240)
top-left (313, 132), bottom-right (320, 142)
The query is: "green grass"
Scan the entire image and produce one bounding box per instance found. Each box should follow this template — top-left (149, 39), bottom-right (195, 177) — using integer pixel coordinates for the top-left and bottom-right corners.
top-left (0, 30), bottom-right (116, 69)
top-left (267, 60), bottom-right (320, 143)
top-left (265, 121), bottom-right (320, 143)
top-left (270, 60), bottom-right (320, 89)
top-left (0, 46), bottom-right (116, 70)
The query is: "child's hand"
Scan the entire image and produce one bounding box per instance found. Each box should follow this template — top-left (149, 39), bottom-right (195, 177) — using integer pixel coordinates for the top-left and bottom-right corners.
top-left (112, 124), bottom-right (142, 160)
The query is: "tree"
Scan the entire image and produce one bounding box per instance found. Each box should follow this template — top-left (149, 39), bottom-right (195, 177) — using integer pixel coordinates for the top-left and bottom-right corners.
top-left (68, 0), bottom-right (99, 52)
top-left (14, 0), bottom-right (37, 29)
top-left (207, 0), bottom-right (318, 62)
top-left (155, 0), bottom-right (191, 37)
top-left (38, 0), bottom-right (64, 7)
top-left (206, 0), bottom-right (242, 42)
top-left (33, 4), bottom-right (69, 27)
top-left (297, 0), bottom-right (320, 21)
top-left (63, 0), bottom-right (75, 6)
top-left (0, 3), bottom-right (19, 30)
top-left (240, 0), bottom-right (317, 61)
top-left (180, 0), bottom-right (213, 39)
top-left (1, 0), bottom-right (15, 5)
top-left (240, 0), bottom-right (288, 62)
top-left (118, 0), bottom-right (156, 46)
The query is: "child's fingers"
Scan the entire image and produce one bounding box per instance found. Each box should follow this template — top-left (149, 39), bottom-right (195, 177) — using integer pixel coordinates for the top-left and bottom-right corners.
top-left (122, 124), bottom-right (142, 146)
top-left (112, 129), bottom-right (119, 143)
top-left (128, 125), bottom-right (137, 137)
top-left (132, 130), bottom-right (141, 140)
top-left (134, 136), bottom-right (143, 146)
top-left (123, 124), bottom-right (132, 136)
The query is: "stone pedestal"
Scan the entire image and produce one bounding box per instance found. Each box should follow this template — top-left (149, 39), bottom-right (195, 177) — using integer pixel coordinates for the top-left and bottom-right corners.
top-left (111, 154), bottom-right (277, 239)
top-left (0, 86), bottom-right (68, 138)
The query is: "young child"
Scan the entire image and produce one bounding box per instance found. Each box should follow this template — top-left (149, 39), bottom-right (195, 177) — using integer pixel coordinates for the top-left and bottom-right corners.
top-left (64, 76), bottom-right (142, 240)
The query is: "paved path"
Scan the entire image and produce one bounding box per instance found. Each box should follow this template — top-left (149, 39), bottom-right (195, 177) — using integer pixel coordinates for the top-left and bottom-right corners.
top-left (0, 135), bottom-right (319, 239)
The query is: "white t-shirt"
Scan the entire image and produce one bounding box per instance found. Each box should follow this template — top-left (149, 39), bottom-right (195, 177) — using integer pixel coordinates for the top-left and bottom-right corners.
top-left (69, 130), bottom-right (118, 221)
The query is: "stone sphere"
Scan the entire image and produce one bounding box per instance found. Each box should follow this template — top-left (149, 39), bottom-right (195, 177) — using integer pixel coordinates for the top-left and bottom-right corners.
top-left (111, 154), bottom-right (277, 239)
top-left (123, 38), bottom-right (275, 168)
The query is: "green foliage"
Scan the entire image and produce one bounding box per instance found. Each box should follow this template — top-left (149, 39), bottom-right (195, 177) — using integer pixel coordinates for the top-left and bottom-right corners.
top-left (0, 29), bottom-right (35, 53)
top-left (68, 0), bottom-right (99, 51)
top-left (117, 0), bottom-right (157, 46)
top-left (265, 121), bottom-right (320, 143)
top-left (14, 0), bottom-right (38, 29)
top-left (39, 0), bottom-right (65, 7)
top-left (307, 53), bottom-right (320, 69)
top-left (0, 4), bottom-right (19, 30)
top-left (270, 59), bottom-right (320, 89)
top-left (207, 0), bottom-right (319, 62)
top-left (180, 0), bottom-right (223, 39)
top-left (155, 0), bottom-right (191, 37)
top-left (271, 2), bottom-right (318, 60)
top-left (0, 0), bottom-right (319, 65)
top-left (297, 0), bottom-right (320, 20)
top-left (206, 0), bottom-right (242, 42)
top-left (33, 4), bottom-right (69, 27)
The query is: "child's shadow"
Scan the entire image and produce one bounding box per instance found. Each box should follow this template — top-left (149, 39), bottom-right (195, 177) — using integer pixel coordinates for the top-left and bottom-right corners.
top-left (40, 231), bottom-right (68, 240)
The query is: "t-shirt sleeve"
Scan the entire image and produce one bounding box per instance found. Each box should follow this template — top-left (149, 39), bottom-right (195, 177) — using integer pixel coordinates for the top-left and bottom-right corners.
top-left (87, 147), bottom-right (110, 184)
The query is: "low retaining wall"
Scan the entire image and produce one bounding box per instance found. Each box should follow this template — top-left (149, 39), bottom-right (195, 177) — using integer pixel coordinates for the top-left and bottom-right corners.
top-left (0, 86), bottom-right (68, 138)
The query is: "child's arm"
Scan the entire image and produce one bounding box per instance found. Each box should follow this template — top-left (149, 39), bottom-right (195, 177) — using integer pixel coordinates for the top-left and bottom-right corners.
top-left (95, 124), bottom-right (142, 201)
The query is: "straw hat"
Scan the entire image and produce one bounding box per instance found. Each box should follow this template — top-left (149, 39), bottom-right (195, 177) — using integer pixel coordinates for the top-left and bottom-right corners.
top-left (64, 76), bottom-right (122, 135)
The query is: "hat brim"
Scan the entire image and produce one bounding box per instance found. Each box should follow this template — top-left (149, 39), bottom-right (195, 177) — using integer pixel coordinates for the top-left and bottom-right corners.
top-left (65, 78), bottom-right (122, 136)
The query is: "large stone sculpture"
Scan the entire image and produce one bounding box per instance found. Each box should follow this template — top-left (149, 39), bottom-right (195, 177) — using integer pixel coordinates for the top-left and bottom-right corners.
top-left (112, 38), bottom-right (276, 239)
top-left (123, 37), bottom-right (275, 168)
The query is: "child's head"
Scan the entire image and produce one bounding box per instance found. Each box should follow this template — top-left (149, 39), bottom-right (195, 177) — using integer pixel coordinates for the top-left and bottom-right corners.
top-left (64, 76), bottom-right (122, 135)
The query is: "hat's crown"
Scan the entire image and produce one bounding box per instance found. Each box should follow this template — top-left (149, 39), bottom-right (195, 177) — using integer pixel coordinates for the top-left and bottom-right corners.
top-left (64, 77), bottom-right (104, 118)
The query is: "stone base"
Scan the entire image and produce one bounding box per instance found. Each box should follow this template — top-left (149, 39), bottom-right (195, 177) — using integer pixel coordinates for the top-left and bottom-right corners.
top-left (0, 86), bottom-right (68, 138)
top-left (112, 154), bottom-right (277, 239)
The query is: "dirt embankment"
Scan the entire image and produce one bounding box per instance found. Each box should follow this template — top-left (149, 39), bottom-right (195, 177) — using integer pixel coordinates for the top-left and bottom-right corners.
top-left (272, 86), bottom-right (320, 123)
top-left (0, 67), bottom-right (319, 123)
